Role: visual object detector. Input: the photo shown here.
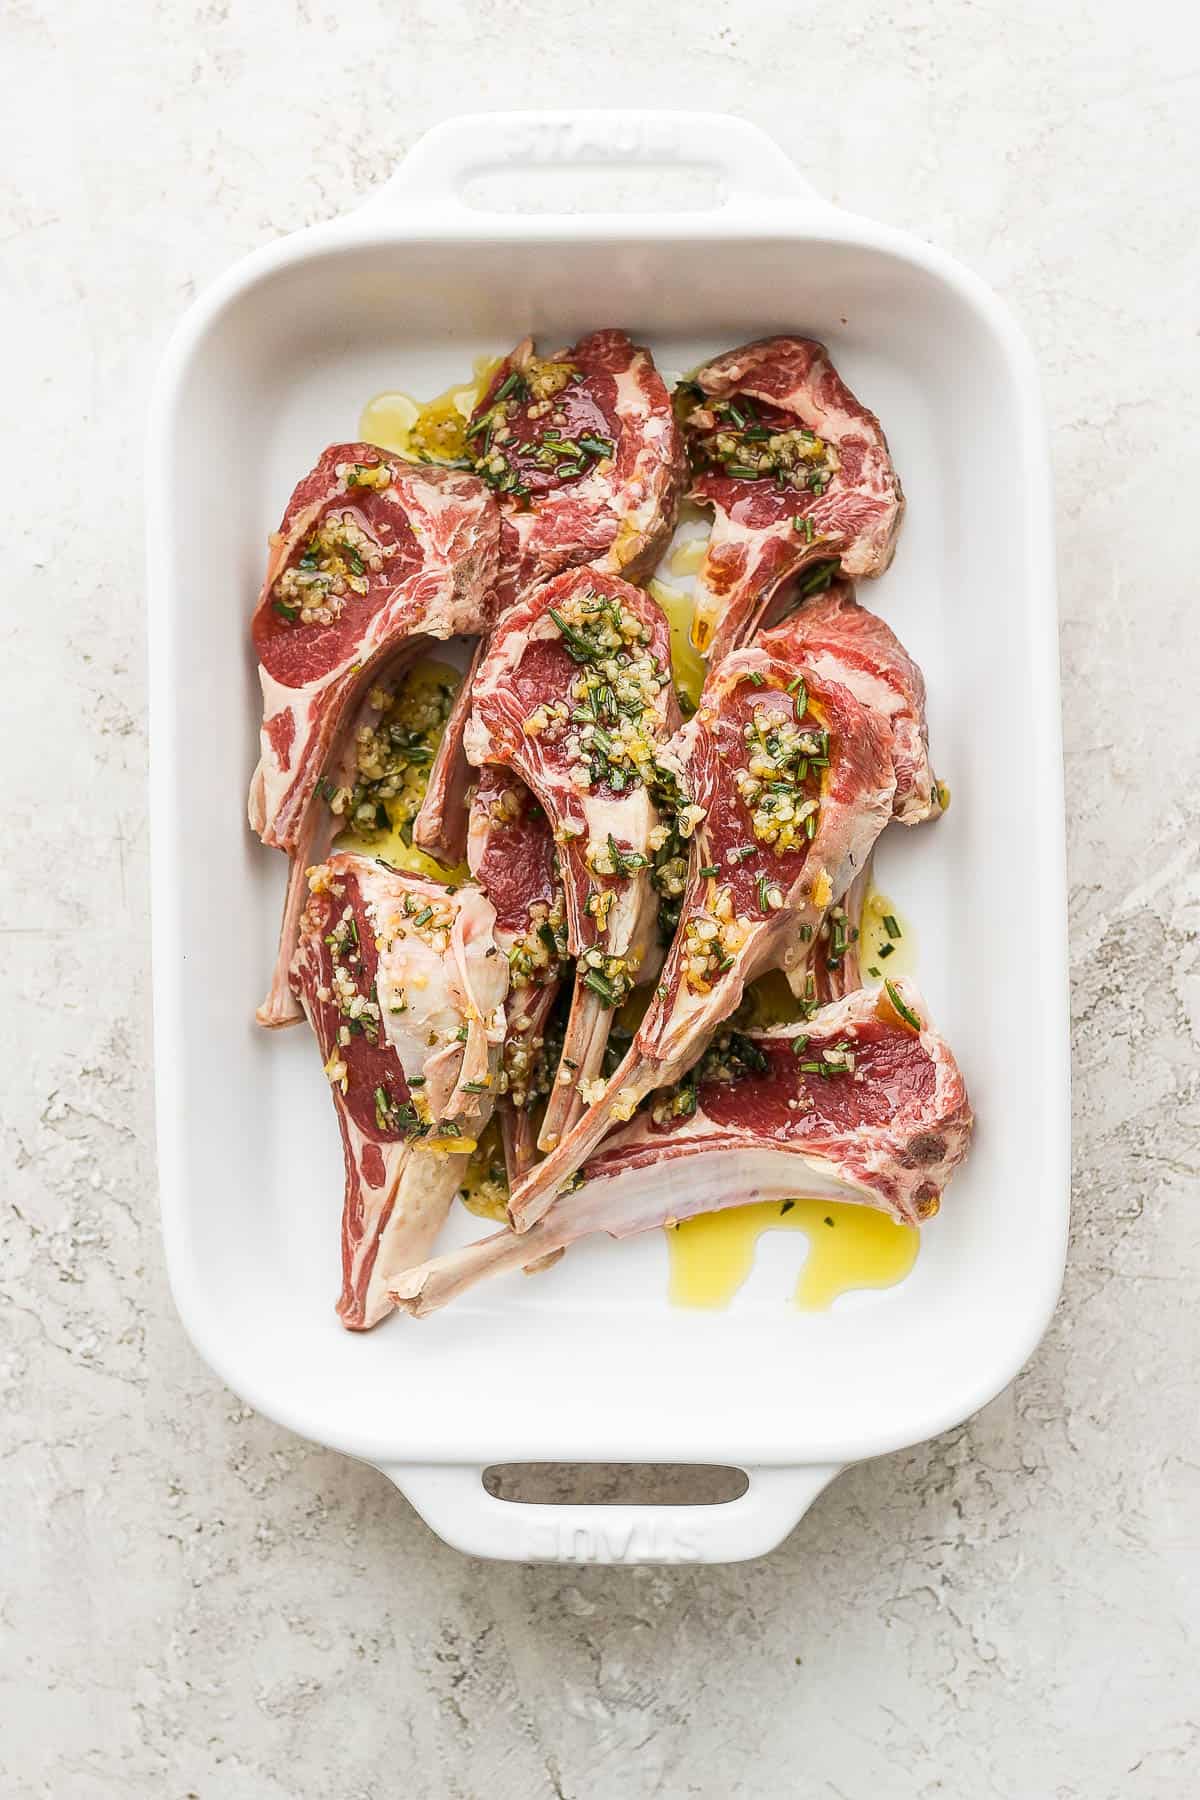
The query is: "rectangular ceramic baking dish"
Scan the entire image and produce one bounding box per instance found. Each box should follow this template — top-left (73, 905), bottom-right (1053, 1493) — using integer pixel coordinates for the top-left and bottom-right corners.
top-left (146, 111), bottom-right (1069, 1564)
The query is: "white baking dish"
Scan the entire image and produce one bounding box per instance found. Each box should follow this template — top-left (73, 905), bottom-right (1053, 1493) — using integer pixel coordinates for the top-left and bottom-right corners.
top-left (146, 111), bottom-right (1068, 1563)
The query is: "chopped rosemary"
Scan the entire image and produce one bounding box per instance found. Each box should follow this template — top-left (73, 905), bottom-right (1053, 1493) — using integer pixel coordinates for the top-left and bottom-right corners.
top-left (608, 834), bottom-right (648, 878)
top-left (492, 370), bottom-right (525, 405)
top-left (582, 968), bottom-right (618, 1004)
top-left (885, 980), bottom-right (922, 1031)
top-left (797, 1041), bottom-right (855, 1078)
top-left (548, 607), bottom-right (600, 663)
top-left (392, 1099), bottom-right (430, 1137)
top-left (799, 559), bottom-right (838, 597)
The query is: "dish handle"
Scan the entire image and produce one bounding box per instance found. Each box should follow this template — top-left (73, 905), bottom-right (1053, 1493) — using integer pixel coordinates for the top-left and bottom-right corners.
top-left (357, 110), bottom-right (834, 224)
top-left (383, 1462), bottom-right (843, 1564)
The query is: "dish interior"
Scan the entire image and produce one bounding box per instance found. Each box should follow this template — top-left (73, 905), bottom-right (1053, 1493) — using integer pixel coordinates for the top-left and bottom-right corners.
top-left (154, 229), bottom-right (1065, 1466)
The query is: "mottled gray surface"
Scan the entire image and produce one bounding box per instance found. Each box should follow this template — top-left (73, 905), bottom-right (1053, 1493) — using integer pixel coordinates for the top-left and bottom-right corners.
top-left (3, 2), bottom-right (1198, 1795)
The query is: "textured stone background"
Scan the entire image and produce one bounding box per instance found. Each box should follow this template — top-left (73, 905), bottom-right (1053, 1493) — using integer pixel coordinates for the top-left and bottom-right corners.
top-left (3, 2), bottom-right (1198, 1795)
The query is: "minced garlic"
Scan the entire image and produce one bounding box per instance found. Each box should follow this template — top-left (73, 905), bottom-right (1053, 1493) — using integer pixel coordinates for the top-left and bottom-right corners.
top-left (586, 888), bottom-right (617, 930)
top-left (375, 889), bottom-right (455, 957)
top-left (274, 511), bottom-right (384, 627)
top-left (539, 590), bottom-right (668, 794)
top-left (506, 894), bottom-right (567, 989)
top-left (732, 703), bottom-right (825, 853)
top-left (325, 663), bottom-right (458, 841)
top-left (337, 460), bottom-right (394, 491)
top-left (686, 390), bottom-right (841, 496)
top-left (680, 887), bottom-right (753, 992)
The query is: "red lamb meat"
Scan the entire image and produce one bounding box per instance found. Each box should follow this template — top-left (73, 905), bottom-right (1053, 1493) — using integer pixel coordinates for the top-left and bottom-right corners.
top-left (248, 443), bottom-right (498, 1025)
top-left (758, 579), bottom-right (941, 827)
top-left (290, 853), bottom-right (507, 1330)
top-left (468, 328), bottom-right (686, 610)
top-left (390, 981), bottom-right (972, 1317)
top-left (412, 330), bottom-right (685, 865)
top-left (681, 337), bottom-right (904, 665)
top-left (506, 642), bottom-right (897, 1229)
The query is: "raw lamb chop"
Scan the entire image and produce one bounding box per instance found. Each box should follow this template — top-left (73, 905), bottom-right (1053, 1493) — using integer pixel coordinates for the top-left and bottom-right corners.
top-left (411, 329), bottom-right (686, 865)
top-left (467, 328), bottom-right (686, 608)
top-left (506, 642), bottom-right (897, 1229)
top-left (390, 981), bottom-right (972, 1317)
top-left (465, 567), bottom-right (680, 1153)
top-left (680, 337), bottom-right (904, 665)
top-left (758, 579), bottom-right (944, 1003)
top-left (758, 579), bottom-right (941, 827)
top-left (248, 443), bottom-right (498, 1026)
top-left (466, 766), bottom-right (568, 1178)
top-left (290, 853), bottom-right (507, 1330)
